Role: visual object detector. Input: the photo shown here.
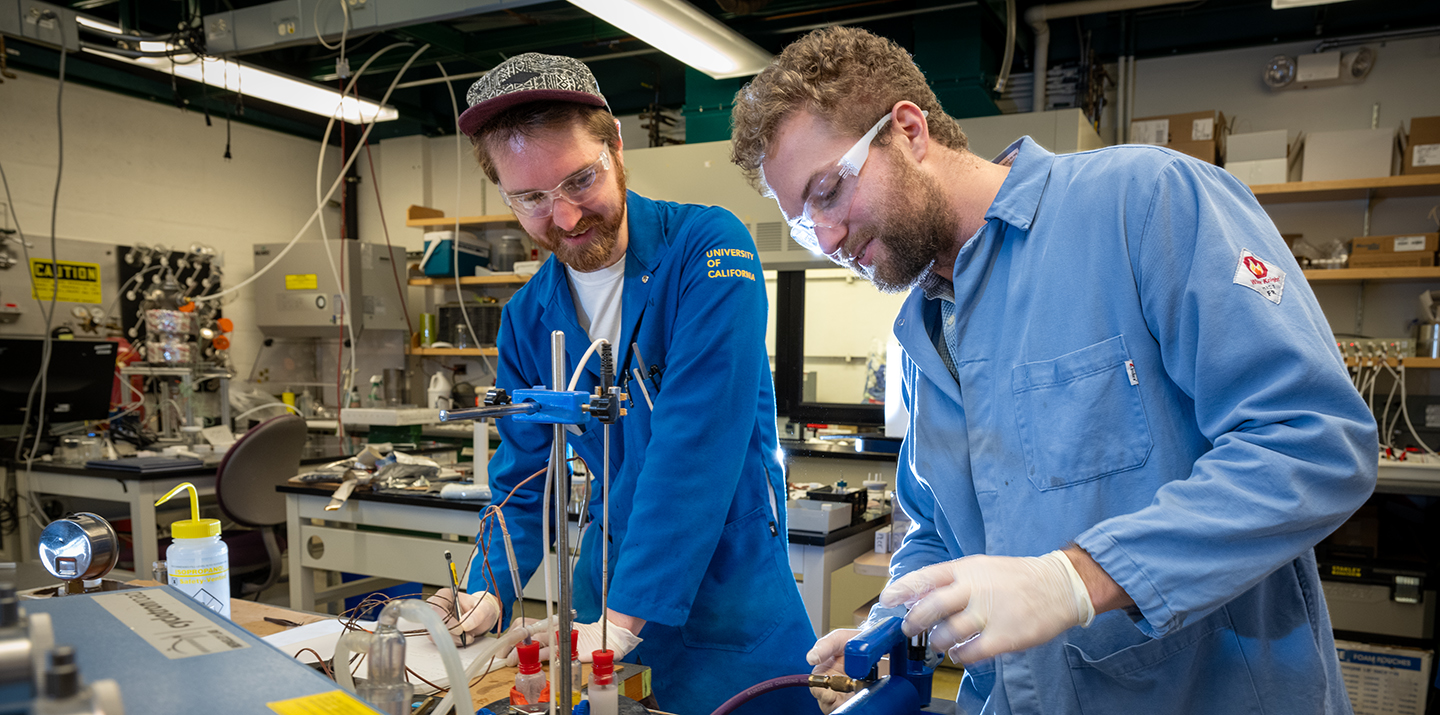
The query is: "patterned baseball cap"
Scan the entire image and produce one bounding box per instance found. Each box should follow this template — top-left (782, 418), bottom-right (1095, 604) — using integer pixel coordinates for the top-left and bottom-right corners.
top-left (457, 53), bottom-right (610, 139)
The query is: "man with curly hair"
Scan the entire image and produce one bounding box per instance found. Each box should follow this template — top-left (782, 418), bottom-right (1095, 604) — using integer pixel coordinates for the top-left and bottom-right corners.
top-left (732, 26), bottom-right (1376, 714)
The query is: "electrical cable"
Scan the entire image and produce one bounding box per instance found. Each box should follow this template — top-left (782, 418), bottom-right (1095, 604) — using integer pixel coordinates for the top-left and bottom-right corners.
top-left (436, 62), bottom-right (492, 380)
top-left (192, 42), bottom-right (420, 304)
top-left (305, 43), bottom-right (431, 437)
top-left (313, 0), bottom-right (351, 53)
top-left (10, 43), bottom-right (67, 536)
top-left (361, 138), bottom-right (414, 335)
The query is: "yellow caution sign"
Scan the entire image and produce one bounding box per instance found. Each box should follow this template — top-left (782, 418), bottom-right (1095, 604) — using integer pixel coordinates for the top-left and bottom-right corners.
top-left (286, 273), bottom-right (319, 290)
top-left (30, 258), bottom-right (102, 304)
top-left (267, 690), bottom-right (376, 714)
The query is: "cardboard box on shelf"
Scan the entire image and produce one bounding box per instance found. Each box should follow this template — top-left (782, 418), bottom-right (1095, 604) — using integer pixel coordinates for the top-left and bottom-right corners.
top-left (1334, 640), bottom-right (1431, 715)
top-left (1348, 253), bottom-right (1435, 268)
top-left (1403, 116), bottom-right (1440, 175)
top-left (1167, 140), bottom-right (1218, 164)
top-left (1229, 130), bottom-right (1289, 162)
top-left (1351, 233), bottom-right (1440, 256)
top-left (1227, 158), bottom-right (1288, 185)
top-left (1303, 128), bottom-right (1401, 182)
top-left (1130, 110), bottom-right (1225, 145)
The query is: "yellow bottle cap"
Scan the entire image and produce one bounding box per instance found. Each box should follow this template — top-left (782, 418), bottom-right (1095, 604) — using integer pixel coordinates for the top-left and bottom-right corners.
top-left (154, 482), bottom-right (221, 539)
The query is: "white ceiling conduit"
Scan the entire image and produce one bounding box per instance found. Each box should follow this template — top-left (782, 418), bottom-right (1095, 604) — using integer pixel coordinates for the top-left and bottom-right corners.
top-left (1025, 0), bottom-right (1195, 113)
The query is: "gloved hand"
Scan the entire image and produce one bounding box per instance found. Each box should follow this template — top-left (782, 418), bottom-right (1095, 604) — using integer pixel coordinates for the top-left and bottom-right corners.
top-left (806, 628), bottom-right (859, 714)
top-left (502, 618), bottom-right (642, 666)
top-left (424, 589), bottom-right (501, 646)
top-left (879, 550), bottom-right (1095, 664)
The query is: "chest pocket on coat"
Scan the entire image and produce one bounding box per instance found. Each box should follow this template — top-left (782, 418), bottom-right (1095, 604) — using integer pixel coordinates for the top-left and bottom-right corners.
top-left (1011, 335), bottom-right (1153, 491)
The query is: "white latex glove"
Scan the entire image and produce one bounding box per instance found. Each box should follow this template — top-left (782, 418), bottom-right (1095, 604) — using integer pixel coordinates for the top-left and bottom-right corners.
top-left (806, 628), bottom-right (859, 715)
top-left (879, 551), bottom-right (1095, 664)
top-left (503, 617), bottom-right (642, 666)
top-left (424, 589), bottom-right (501, 646)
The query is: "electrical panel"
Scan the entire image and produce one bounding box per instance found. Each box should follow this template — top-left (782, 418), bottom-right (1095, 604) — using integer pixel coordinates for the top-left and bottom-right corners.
top-left (0, 236), bottom-right (121, 338)
top-left (251, 241), bottom-right (407, 338)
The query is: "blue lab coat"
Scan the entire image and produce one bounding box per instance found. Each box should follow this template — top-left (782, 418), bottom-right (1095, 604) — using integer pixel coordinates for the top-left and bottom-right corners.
top-left (472, 191), bottom-right (820, 715)
top-left (888, 138), bottom-right (1377, 714)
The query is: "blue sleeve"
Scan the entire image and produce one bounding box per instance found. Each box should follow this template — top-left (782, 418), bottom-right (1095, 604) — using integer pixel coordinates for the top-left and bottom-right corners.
top-left (1074, 156), bottom-right (1378, 638)
top-left (604, 209), bottom-right (773, 628)
top-left (889, 352), bottom-right (959, 580)
top-left (467, 298), bottom-right (553, 623)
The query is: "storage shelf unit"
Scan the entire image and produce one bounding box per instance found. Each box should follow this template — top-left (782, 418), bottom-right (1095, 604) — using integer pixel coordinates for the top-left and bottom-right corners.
top-left (1304, 267), bottom-right (1440, 283)
top-left (1252, 175), bottom-right (1440, 204)
top-left (1345, 357), bottom-right (1440, 369)
top-left (407, 275), bottom-right (529, 287)
top-left (407, 347), bottom-right (500, 357)
top-left (406, 205), bottom-right (519, 231)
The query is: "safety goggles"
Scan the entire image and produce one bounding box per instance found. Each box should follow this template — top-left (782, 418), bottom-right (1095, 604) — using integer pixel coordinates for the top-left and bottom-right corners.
top-left (765, 110), bottom-right (924, 253)
top-left (501, 149), bottom-right (612, 219)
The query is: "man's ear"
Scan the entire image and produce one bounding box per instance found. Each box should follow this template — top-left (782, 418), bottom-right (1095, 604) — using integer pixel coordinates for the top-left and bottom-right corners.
top-left (890, 101), bottom-right (929, 163)
top-left (614, 118), bottom-right (624, 154)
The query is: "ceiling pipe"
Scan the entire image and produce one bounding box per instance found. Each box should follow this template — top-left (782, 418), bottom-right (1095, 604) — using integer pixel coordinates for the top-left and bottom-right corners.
top-left (1025, 0), bottom-right (1191, 113)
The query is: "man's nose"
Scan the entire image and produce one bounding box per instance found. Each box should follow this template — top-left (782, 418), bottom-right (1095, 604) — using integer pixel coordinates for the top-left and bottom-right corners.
top-left (552, 197), bottom-right (582, 232)
top-left (814, 223), bottom-right (848, 259)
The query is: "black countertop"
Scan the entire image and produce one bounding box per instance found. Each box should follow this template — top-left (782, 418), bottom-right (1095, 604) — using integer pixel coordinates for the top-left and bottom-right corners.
top-left (280, 484), bottom-right (892, 546)
top-left (14, 440), bottom-right (459, 481)
top-left (780, 439), bottom-right (899, 463)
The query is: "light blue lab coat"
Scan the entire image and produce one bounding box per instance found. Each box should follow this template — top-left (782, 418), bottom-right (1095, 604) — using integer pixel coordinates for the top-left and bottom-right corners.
top-left (889, 138), bottom-right (1377, 714)
top-left (472, 191), bottom-right (819, 715)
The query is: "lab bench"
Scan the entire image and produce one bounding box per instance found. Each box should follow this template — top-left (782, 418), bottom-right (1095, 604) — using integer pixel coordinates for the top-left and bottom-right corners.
top-left (3, 438), bottom-right (458, 574)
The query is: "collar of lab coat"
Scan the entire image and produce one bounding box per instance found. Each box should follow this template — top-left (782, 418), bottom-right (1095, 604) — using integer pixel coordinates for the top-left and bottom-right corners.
top-left (533, 190), bottom-right (663, 388)
top-left (890, 136), bottom-right (1056, 401)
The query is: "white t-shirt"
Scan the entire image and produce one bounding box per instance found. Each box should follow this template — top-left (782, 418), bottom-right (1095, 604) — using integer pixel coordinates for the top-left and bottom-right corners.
top-left (565, 257), bottom-right (625, 349)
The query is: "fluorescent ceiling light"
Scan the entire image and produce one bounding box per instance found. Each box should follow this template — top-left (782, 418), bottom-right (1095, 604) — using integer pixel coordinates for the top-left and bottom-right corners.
top-left (1271, 0), bottom-right (1352, 8)
top-left (568, 0), bottom-right (772, 80)
top-left (78, 27), bottom-right (397, 124)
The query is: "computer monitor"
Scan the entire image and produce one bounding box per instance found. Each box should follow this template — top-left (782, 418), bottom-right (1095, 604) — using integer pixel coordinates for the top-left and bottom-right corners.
top-left (0, 339), bottom-right (116, 426)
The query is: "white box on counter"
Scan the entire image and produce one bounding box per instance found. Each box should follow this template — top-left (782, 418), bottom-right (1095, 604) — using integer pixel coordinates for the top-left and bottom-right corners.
top-left (1227, 158), bottom-right (1289, 185)
top-left (1303, 128), bottom-right (1400, 182)
top-left (1228, 130), bottom-right (1289, 162)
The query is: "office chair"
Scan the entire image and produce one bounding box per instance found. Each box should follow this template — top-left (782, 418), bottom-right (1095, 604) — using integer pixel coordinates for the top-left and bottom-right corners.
top-left (214, 413), bottom-right (307, 597)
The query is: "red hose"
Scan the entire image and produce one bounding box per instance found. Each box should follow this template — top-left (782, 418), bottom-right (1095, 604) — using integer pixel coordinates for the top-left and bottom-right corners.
top-left (709, 674), bottom-right (815, 715)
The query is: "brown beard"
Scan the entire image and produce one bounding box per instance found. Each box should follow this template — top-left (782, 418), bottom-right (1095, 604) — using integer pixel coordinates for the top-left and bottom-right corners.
top-left (837, 144), bottom-right (958, 294)
top-left (541, 168), bottom-right (628, 273)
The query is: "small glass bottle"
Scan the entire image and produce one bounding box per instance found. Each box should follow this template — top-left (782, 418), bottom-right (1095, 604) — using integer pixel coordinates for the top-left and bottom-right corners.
top-left (589, 649), bottom-right (618, 715)
top-left (510, 641), bottom-right (550, 713)
top-left (567, 629), bottom-right (582, 706)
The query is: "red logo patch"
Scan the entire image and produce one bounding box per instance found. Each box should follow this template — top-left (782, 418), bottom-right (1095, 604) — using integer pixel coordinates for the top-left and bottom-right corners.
top-left (1244, 256), bottom-right (1268, 279)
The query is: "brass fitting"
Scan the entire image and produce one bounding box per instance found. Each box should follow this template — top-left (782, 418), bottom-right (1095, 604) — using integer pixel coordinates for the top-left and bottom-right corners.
top-left (808, 674), bottom-right (859, 693)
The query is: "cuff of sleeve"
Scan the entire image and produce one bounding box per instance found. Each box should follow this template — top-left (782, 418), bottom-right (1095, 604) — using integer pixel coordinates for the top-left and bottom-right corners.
top-left (1074, 528), bottom-right (1174, 638)
top-left (1045, 550), bottom-right (1095, 628)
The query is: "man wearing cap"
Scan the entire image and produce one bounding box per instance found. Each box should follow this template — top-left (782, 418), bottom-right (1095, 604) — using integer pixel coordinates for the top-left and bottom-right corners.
top-left (425, 53), bottom-right (819, 715)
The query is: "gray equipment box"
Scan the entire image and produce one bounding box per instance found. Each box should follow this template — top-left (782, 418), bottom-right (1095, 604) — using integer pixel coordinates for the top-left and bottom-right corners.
top-left (252, 242), bottom-right (408, 337)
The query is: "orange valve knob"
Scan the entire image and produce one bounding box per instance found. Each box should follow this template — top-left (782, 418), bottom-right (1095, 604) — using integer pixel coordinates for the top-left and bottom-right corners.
top-left (216, 318), bottom-right (234, 333)
top-left (212, 335), bottom-right (231, 350)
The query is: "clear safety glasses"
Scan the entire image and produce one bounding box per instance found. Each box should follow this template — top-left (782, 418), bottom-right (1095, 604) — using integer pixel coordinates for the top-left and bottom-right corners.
top-left (765, 109), bottom-right (925, 253)
top-left (501, 149), bottom-right (613, 219)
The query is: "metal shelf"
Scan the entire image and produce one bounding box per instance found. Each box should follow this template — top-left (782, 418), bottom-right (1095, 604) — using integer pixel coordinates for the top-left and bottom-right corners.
top-left (1345, 357), bottom-right (1440, 369)
top-left (406, 204), bottom-right (519, 231)
top-left (1253, 175), bottom-right (1440, 204)
top-left (1303, 267), bottom-right (1440, 283)
top-left (407, 347), bottom-right (499, 357)
top-left (407, 275), bottom-right (529, 287)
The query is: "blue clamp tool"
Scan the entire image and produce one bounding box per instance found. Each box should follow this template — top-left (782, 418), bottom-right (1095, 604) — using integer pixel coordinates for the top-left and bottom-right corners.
top-left (832, 616), bottom-right (942, 715)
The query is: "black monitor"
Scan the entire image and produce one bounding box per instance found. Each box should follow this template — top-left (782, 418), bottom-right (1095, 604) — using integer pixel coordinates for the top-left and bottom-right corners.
top-left (0, 339), bottom-right (116, 426)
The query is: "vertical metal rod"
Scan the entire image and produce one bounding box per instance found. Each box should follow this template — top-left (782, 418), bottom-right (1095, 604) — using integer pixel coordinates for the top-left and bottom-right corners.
top-left (601, 422), bottom-right (610, 652)
top-left (551, 330), bottom-right (572, 715)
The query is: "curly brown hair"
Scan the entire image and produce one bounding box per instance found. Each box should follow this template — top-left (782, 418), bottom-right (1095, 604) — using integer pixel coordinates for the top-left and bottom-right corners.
top-left (729, 26), bottom-right (967, 191)
top-left (471, 101), bottom-right (620, 186)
